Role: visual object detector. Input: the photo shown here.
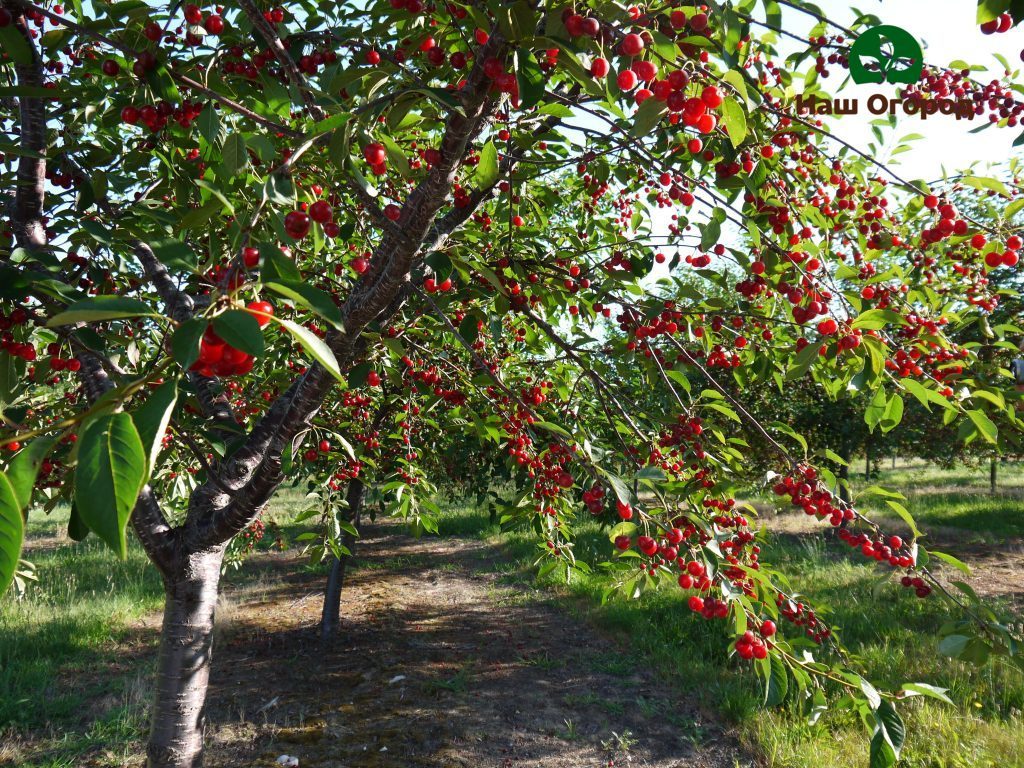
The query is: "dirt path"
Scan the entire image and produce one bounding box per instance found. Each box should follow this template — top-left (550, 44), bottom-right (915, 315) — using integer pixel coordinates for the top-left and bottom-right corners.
top-left (203, 526), bottom-right (747, 768)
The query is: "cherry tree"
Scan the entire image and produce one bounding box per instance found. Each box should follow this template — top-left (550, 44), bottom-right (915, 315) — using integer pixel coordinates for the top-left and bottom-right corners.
top-left (1, 0), bottom-right (1023, 766)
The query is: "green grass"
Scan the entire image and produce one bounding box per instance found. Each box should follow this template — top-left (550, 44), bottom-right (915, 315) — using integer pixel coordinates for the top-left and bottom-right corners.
top-left (2, 466), bottom-right (1021, 768)
top-left (0, 507), bottom-right (164, 765)
top-left (435, 466), bottom-right (1024, 768)
top-left (853, 460), bottom-right (1024, 541)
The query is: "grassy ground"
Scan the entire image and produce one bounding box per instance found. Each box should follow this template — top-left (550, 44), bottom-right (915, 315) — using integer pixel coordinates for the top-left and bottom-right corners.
top-left (0, 508), bottom-right (163, 766)
top-left (857, 461), bottom-right (1024, 541)
top-left (1, 463), bottom-right (1022, 767)
top-left (435, 461), bottom-right (1024, 768)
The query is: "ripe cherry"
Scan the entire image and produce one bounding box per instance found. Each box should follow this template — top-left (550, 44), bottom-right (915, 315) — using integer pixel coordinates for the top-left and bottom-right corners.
top-left (246, 301), bottom-right (274, 327)
top-left (621, 33), bottom-right (645, 57)
top-left (204, 14), bottom-right (224, 34)
top-left (284, 211), bottom-right (310, 238)
top-left (102, 59), bottom-right (120, 76)
top-left (591, 57), bottom-right (609, 78)
top-left (309, 200), bottom-right (333, 223)
top-left (366, 370), bottom-right (381, 386)
top-left (363, 142), bottom-right (387, 165)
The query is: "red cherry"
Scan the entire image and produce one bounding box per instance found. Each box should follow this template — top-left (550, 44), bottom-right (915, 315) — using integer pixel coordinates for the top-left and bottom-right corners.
top-left (384, 204), bottom-right (401, 221)
top-left (309, 200), bottom-right (333, 223)
top-left (351, 257), bottom-right (369, 274)
top-left (121, 106), bottom-right (140, 124)
top-left (319, 439), bottom-right (331, 452)
top-left (183, 4), bottom-right (203, 24)
top-left (761, 620), bottom-right (776, 637)
top-left (590, 57), bottom-right (609, 78)
top-left (363, 142), bottom-right (387, 165)
top-left (204, 14), bottom-right (224, 34)
top-left (366, 370), bottom-right (381, 386)
top-left (621, 33), bottom-right (644, 57)
top-left (284, 211), bottom-right (310, 238)
top-left (617, 68), bottom-right (637, 91)
top-left (102, 59), bottom-right (120, 76)
top-left (701, 86), bottom-right (723, 109)
top-left (246, 300), bottom-right (274, 327)
top-left (242, 246), bottom-right (260, 268)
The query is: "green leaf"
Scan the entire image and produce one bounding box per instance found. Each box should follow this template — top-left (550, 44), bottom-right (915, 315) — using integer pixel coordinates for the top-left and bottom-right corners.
top-left (864, 386), bottom-right (888, 432)
top-left (764, 654), bottom-right (788, 706)
top-left (900, 377), bottom-right (955, 412)
top-left (630, 98), bottom-right (668, 137)
top-left (379, 134), bottom-right (411, 178)
top-left (853, 308), bottom-right (905, 330)
top-left (515, 49), bottom-right (546, 110)
top-left (962, 175), bottom-right (1011, 197)
top-left (966, 409), bottom-right (998, 444)
top-left (265, 281), bottom-right (343, 330)
top-left (144, 62), bottom-right (180, 104)
top-left (74, 413), bottom-right (147, 559)
top-left (213, 310), bottom-right (265, 357)
top-left (937, 633), bottom-right (970, 657)
top-left (150, 238), bottom-right (198, 272)
top-left (131, 379), bottom-right (178, 473)
top-left (0, 473), bottom-right (24, 596)
top-left (925, 549), bottom-right (972, 576)
top-left (221, 132), bottom-right (248, 177)
top-left (171, 317), bottom-right (206, 369)
top-left (197, 102), bottom-right (221, 146)
top-left (700, 208), bottom-right (726, 250)
top-left (885, 499), bottom-right (923, 538)
top-left (0, 26), bottom-right (33, 67)
top-left (67, 503), bottom-right (90, 542)
top-left (6, 438), bottom-right (55, 510)
top-left (901, 683), bottom-right (953, 705)
top-left (270, 316), bottom-right (345, 384)
top-left (474, 140), bottom-right (500, 189)
top-left (259, 241), bottom-right (302, 282)
top-left (47, 296), bottom-right (155, 327)
top-left (720, 96), bottom-right (748, 147)
top-left (873, 700), bottom-right (906, 759)
top-left (880, 393), bottom-right (903, 433)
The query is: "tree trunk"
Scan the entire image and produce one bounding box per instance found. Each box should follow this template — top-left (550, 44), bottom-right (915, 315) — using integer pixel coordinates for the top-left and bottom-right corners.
top-left (864, 443), bottom-right (871, 481)
top-left (146, 547), bottom-right (225, 768)
top-left (320, 478), bottom-right (364, 641)
top-left (990, 457), bottom-right (997, 494)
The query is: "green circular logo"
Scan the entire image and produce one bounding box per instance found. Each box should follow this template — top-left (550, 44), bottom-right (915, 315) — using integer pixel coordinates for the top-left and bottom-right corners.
top-left (849, 25), bottom-right (924, 85)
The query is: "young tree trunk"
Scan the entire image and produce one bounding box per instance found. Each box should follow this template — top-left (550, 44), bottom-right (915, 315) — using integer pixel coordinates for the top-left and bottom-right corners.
top-left (146, 547), bottom-right (225, 768)
top-left (320, 478), bottom-right (364, 641)
top-left (990, 457), bottom-right (997, 494)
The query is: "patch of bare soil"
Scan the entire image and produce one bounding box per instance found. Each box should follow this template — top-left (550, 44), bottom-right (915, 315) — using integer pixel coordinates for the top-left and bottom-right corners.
top-left (203, 526), bottom-right (748, 768)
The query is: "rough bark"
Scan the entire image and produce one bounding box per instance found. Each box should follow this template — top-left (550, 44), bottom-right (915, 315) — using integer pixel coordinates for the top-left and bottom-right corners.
top-left (2, 1), bottom-right (47, 253)
top-left (320, 477), bottom-right (365, 641)
top-left (146, 547), bottom-right (225, 768)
